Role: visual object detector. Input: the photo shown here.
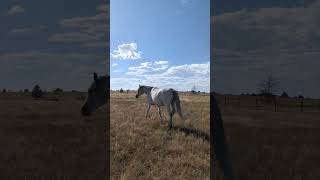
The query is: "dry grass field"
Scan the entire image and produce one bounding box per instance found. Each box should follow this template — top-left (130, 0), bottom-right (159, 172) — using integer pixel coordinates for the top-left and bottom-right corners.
top-left (2, 90), bottom-right (318, 179)
top-left (0, 92), bottom-right (107, 179)
top-left (215, 95), bottom-right (320, 180)
top-left (110, 91), bottom-right (210, 179)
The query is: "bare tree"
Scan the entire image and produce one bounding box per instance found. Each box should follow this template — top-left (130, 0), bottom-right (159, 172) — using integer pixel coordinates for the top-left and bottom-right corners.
top-left (191, 85), bottom-right (197, 94)
top-left (258, 73), bottom-right (279, 103)
top-left (258, 73), bottom-right (279, 96)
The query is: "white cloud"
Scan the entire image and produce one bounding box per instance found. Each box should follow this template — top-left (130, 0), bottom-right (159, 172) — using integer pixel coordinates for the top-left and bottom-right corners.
top-left (214, 1), bottom-right (320, 52)
top-left (0, 51), bottom-right (107, 91)
top-left (114, 61), bottom-right (210, 92)
top-left (59, 13), bottom-right (108, 31)
top-left (112, 63), bottom-right (118, 67)
top-left (48, 3), bottom-right (108, 48)
top-left (126, 61), bottom-right (169, 76)
top-left (49, 13), bottom-right (108, 42)
top-left (212, 1), bottom-right (320, 97)
top-left (48, 32), bottom-right (99, 43)
top-left (0, 51), bottom-right (98, 63)
top-left (181, 0), bottom-right (190, 6)
top-left (162, 63), bottom-right (209, 77)
top-left (146, 62), bottom-right (210, 91)
top-left (112, 69), bottom-right (121, 73)
top-left (7, 5), bottom-right (25, 16)
top-left (154, 60), bottom-right (168, 65)
top-left (83, 42), bottom-right (108, 48)
top-left (111, 43), bottom-right (142, 60)
top-left (10, 25), bottom-right (47, 34)
top-left (176, 0), bottom-right (193, 14)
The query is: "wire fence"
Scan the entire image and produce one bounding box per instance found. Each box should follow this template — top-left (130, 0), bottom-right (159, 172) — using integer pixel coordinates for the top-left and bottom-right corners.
top-left (215, 95), bottom-right (320, 113)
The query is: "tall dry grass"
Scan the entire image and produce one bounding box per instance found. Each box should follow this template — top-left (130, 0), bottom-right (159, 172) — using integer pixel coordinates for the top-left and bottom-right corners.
top-left (111, 91), bottom-right (210, 179)
top-left (0, 92), bottom-right (107, 179)
top-left (215, 95), bottom-right (320, 180)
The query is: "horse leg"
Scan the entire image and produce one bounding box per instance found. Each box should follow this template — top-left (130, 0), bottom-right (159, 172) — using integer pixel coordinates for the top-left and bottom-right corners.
top-left (170, 102), bottom-right (176, 116)
top-left (145, 104), bottom-right (150, 119)
top-left (158, 106), bottom-right (163, 124)
top-left (166, 105), bottom-right (173, 128)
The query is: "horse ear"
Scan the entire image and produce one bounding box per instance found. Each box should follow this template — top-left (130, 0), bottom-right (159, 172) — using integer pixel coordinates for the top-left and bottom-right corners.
top-left (139, 84), bottom-right (141, 87)
top-left (93, 72), bottom-right (98, 81)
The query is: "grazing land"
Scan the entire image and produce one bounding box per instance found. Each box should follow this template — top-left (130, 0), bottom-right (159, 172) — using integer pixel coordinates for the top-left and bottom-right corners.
top-left (0, 92), bottom-right (107, 179)
top-left (2, 91), bottom-right (316, 179)
top-left (110, 91), bottom-right (210, 180)
top-left (215, 94), bottom-right (320, 180)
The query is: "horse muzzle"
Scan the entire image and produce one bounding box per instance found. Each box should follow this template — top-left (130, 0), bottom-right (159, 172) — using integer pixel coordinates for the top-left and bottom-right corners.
top-left (81, 105), bottom-right (91, 116)
top-left (135, 95), bottom-right (138, 98)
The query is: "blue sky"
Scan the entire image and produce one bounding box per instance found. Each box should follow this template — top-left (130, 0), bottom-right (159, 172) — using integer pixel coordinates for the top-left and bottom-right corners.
top-left (0, 0), bottom-right (108, 91)
top-left (110, 0), bottom-right (210, 92)
top-left (212, 0), bottom-right (320, 98)
top-left (2, 0), bottom-right (318, 98)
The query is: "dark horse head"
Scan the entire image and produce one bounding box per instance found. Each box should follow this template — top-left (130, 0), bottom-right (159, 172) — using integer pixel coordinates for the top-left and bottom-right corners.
top-left (81, 72), bottom-right (109, 116)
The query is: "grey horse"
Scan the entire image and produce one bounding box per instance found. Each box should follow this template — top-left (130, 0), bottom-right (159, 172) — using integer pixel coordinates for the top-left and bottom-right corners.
top-left (135, 85), bottom-right (184, 128)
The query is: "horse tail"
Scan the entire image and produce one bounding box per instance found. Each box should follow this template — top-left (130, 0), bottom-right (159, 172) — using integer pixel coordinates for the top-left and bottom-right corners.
top-left (212, 94), bottom-right (236, 180)
top-left (172, 90), bottom-right (183, 120)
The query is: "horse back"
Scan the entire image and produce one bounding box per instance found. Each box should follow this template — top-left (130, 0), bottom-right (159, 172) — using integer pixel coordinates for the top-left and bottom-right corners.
top-left (151, 88), bottom-right (174, 105)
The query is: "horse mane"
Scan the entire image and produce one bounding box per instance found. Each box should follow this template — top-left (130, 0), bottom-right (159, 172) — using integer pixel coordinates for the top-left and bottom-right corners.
top-left (140, 85), bottom-right (154, 90)
top-left (100, 74), bottom-right (109, 78)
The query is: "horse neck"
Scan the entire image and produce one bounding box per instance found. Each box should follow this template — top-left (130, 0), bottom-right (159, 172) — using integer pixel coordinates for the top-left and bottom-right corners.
top-left (144, 87), bottom-right (153, 98)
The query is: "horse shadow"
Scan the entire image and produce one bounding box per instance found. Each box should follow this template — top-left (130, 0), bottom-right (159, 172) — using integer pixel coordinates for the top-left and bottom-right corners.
top-left (168, 125), bottom-right (210, 142)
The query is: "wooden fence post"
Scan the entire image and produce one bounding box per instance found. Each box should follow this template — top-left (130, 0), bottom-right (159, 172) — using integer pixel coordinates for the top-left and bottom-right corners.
top-left (300, 100), bottom-right (304, 112)
top-left (312, 100), bottom-right (315, 111)
top-left (274, 98), bottom-right (277, 112)
top-left (225, 96), bottom-right (227, 106)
